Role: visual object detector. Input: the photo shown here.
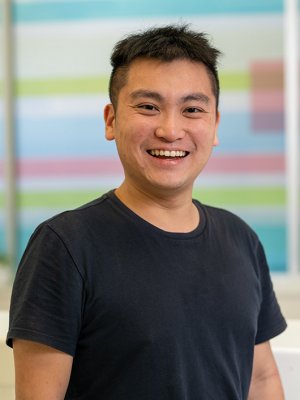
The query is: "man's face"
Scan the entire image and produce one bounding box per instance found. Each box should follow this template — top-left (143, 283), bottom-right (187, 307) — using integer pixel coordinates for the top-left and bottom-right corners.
top-left (104, 58), bottom-right (220, 197)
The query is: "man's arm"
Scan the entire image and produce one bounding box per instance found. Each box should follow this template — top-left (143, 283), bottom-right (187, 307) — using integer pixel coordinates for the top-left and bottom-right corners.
top-left (248, 341), bottom-right (284, 399)
top-left (13, 339), bottom-right (73, 400)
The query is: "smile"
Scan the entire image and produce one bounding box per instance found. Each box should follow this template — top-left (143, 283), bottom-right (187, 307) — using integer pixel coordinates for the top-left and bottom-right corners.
top-left (148, 150), bottom-right (188, 158)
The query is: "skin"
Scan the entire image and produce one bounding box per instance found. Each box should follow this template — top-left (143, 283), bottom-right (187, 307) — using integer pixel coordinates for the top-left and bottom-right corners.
top-left (248, 341), bottom-right (285, 399)
top-left (13, 57), bottom-right (284, 399)
top-left (104, 58), bottom-right (219, 232)
top-left (13, 339), bottom-right (72, 399)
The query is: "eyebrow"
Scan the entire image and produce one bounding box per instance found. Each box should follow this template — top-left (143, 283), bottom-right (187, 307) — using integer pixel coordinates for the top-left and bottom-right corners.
top-left (129, 89), bottom-right (210, 105)
top-left (181, 93), bottom-right (210, 105)
top-left (130, 90), bottom-right (163, 102)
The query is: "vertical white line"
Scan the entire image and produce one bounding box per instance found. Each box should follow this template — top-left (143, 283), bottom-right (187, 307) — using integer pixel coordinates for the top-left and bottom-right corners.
top-left (3, 0), bottom-right (17, 269)
top-left (284, 0), bottom-right (299, 275)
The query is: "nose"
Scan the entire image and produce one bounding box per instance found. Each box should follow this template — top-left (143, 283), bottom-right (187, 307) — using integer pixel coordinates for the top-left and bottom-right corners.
top-left (155, 114), bottom-right (185, 142)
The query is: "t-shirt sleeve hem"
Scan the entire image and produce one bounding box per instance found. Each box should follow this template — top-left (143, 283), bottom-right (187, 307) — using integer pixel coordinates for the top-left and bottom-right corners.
top-left (6, 328), bottom-right (76, 357)
top-left (255, 319), bottom-right (287, 345)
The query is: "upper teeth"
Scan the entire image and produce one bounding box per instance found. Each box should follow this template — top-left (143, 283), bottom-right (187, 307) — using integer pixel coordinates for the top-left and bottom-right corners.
top-left (150, 150), bottom-right (186, 157)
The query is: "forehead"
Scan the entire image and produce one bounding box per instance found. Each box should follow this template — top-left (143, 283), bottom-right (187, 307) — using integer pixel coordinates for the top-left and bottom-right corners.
top-left (120, 58), bottom-right (215, 102)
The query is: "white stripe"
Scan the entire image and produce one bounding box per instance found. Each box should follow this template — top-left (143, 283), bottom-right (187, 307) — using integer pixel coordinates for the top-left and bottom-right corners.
top-left (284, 0), bottom-right (299, 276)
top-left (15, 15), bottom-right (283, 77)
top-left (16, 95), bottom-right (109, 118)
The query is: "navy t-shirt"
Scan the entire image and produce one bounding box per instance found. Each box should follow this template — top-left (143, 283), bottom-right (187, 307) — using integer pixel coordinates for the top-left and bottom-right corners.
top-left (7, 191), bottom-right (287, 399)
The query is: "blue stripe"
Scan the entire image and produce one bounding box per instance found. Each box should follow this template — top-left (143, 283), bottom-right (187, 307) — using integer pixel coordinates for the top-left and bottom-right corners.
top-left (0, 113), bottom-right (286, 156)
top-left (16, 113), bottom-right (284, 158)
top-left (251, 224), bottom-right (287, 272)
top-left (0, 125), bottom-right (3, 158)
top-left (17, 117), bottom-right (115, 157)
top-left (0, 227), bottom-right (7, 255)
top-left (216, 113), bottom-right (284, 154)
top-left (13, 0), bottom-right (284, 23)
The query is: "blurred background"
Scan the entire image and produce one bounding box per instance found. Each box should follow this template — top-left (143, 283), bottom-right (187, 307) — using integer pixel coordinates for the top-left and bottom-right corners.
top-left (0, 1), bottom-right (300, 399)
top-left (0, 0), bottom-right (299, 310)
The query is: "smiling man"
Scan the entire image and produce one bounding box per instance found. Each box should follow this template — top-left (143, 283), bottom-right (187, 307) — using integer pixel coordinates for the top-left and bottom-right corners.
top-left (104, 58), bottom-right (219, 224)
top-left (7, 25), bottom-right (286, 399)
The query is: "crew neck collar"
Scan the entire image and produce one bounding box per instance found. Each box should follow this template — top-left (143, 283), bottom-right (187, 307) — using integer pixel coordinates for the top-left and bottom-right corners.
top-left (107, 189), bottom-right (207, 239)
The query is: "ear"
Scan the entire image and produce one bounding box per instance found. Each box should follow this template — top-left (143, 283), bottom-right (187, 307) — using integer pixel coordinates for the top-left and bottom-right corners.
top-left (104, 103), bottom-right (116, 141)
top-left (213, 111), bottom-right (220, 147)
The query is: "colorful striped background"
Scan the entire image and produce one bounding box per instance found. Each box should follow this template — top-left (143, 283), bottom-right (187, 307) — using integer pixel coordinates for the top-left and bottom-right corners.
top-left (0, 1), bottom-right (287, 271)
top-left (12, 0), bottom-right (284, 23)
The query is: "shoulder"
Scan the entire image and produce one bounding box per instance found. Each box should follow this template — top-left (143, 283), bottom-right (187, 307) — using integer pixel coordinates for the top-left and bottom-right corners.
top-left (36, 190), bottom-right (115, 234)
top-left (196, 201), bottom-right (260, 247)
top-left (196, 202), bottom-right (272, 282)
top-left (23, 191), bottom-right (119, 259)
top-left (198, 201), bottom-right (254, 231)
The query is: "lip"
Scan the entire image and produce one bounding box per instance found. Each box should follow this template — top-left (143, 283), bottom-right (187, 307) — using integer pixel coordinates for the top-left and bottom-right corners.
top-left (146, 150), bottom-right (190, 167)
top-left (147, 149), bottom-right (189, 158)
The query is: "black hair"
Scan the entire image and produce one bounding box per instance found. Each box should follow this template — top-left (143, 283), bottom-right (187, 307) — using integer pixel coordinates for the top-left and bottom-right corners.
top-left (109, 24), bottom-right (222, 110)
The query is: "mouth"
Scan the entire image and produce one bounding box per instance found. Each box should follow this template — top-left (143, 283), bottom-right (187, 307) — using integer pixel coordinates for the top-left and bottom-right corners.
top-left (147, 149), bottom-right (189, 159)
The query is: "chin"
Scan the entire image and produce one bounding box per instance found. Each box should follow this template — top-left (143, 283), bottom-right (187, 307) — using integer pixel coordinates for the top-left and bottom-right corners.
top-left (150, 179), bottom-right (192, 194)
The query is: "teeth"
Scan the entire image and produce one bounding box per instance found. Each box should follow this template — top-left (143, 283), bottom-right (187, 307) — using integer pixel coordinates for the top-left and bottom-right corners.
top-left (150, 150), bottom-right (186, 158)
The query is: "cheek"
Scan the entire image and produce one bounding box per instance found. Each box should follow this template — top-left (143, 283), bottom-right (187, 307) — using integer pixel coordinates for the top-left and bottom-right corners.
top-left (195, 121), bottom-right (218, 146)
top-left (114, 130), bottom-right (143, 162)
top-left (194, 130), bottom-right (216, 148)
top-left (117, 122), bottom-right (151, 148)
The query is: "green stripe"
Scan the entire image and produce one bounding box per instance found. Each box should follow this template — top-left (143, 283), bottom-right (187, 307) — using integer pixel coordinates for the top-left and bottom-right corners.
top-left (16, 76), bottom-right (109, 96)
top-left (0, 72), bottom-right (250, 97)
top-left (17, 190), bottom-right (105, 209)
top-left (193, 187), bottom-right (285, 206)
top-left (219, 72), bottom-right (250, 91)
top-left (10, 187), bottom-right (285, 209)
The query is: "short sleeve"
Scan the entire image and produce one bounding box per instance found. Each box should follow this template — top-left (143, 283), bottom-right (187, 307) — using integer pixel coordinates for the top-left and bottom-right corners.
top-left (255, 241), bottom-right (287, 344)
top-left (6, 224), bottom-right (85, 356)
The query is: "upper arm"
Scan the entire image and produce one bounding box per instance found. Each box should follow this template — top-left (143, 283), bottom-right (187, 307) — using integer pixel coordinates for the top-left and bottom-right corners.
top-left (13, 339), bottom-right (73, 400)
top-left (248, 341), bottom-right (284, 399)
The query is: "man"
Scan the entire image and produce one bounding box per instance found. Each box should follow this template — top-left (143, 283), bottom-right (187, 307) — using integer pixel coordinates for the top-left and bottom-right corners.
top-left (7, 25), bottom-right (286, 399)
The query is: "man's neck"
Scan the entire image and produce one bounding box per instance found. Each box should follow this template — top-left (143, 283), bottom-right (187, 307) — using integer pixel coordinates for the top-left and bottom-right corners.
top-left (114, 184), bottom-right (199, 233)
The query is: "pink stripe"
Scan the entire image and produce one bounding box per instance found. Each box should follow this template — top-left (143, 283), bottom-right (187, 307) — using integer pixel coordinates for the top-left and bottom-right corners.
top-left (204, 154), bottom-right (284, 173)
top-left (0, 155), bottom-right (285, 178)
top-left (251, 112), bottom-right (284, 132)
top-left (251, 61), bottom-right (283, 72)
top-left (0, 155), bottom-right (282, 177)
top-left (252, 90), bottom-right (284, 112)
top-left (250, 61), bottom-right (283, 90)
top-left (17, 157), bottom-right (123, 176)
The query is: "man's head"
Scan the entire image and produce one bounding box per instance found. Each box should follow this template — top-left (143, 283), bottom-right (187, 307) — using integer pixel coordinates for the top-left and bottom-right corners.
top-left (109, 24), bottom-right (221, 110)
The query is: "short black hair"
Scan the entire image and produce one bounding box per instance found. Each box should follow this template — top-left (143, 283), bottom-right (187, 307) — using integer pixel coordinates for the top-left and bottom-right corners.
top-left (109, 24), bottom-right (222, 110)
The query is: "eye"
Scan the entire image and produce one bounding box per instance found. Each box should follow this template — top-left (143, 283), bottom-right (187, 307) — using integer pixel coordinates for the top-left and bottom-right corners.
top-left (185, 107), bottom-right (201, 113)
top-left (134, 103), bottom-right (159, 114)
top-left (183, 106), bottom-right (207, 118)
top-left (140, 104), bottom-right (157, 110)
